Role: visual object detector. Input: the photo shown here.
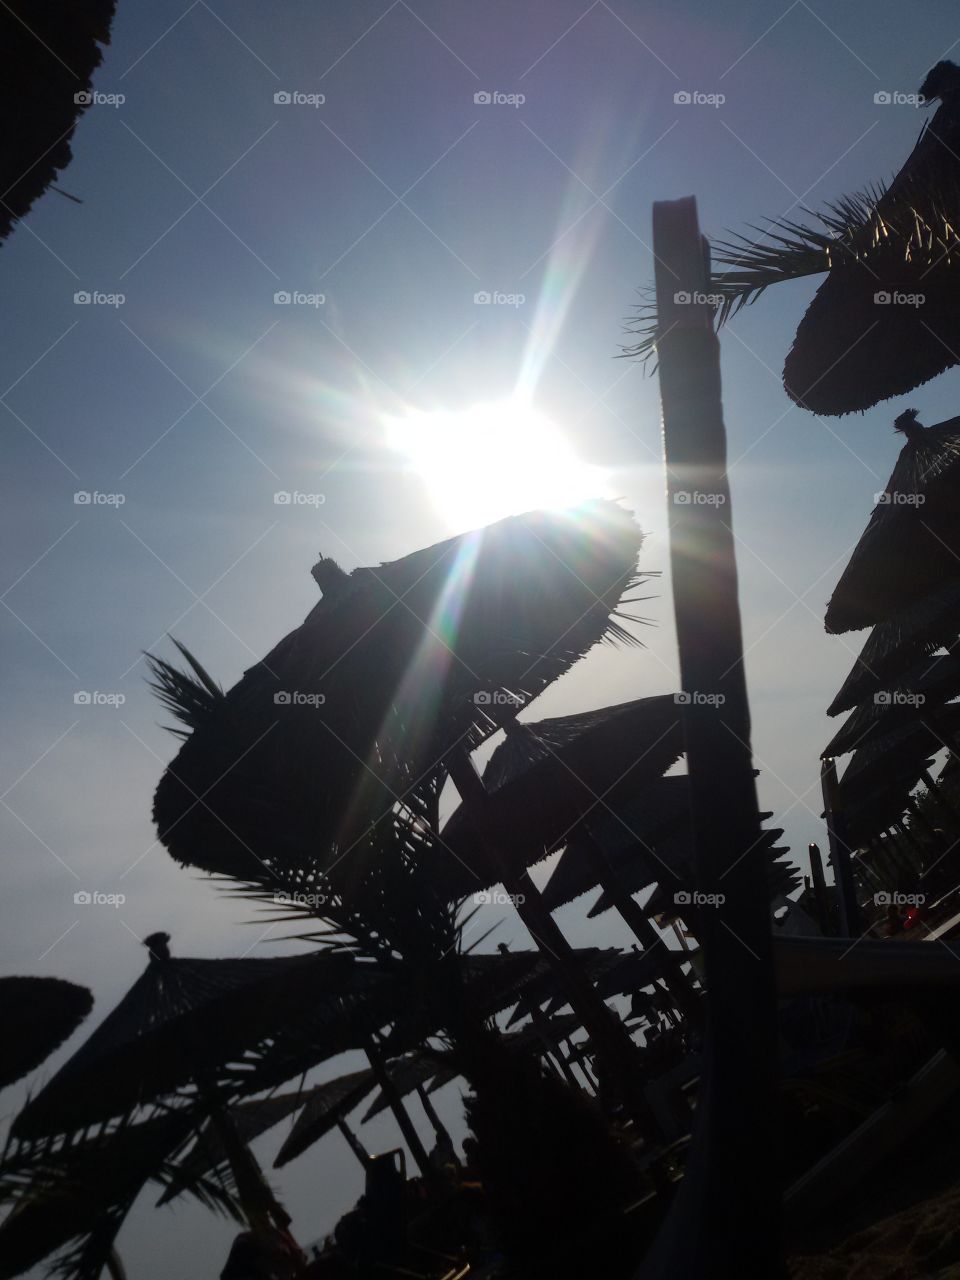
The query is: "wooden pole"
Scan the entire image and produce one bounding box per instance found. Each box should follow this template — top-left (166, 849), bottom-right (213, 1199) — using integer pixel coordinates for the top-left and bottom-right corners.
top-left (579, 832), bottom-right (702, 1026)
top-left (336, 1117), bottom-right (372, 1172)
top-left (364, 1039), bottom-right (435, 1184)
top-left (446, 746), bottom-right (665, 1152)
top-left (821, 759), bottom-right (862, 935)
top-left (639, 196), bottom-right (784, 1279)
top-left (808, 842), bottom-right (834, 936)
top-left (415, 1082), bottom-right (455, 1149)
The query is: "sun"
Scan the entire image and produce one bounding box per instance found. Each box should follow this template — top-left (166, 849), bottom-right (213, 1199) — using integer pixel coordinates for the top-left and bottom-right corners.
top-left (384, 398), bottom-right (609, 529)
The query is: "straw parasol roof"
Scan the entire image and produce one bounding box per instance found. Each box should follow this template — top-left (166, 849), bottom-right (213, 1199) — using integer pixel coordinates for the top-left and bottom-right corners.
top-left (434, 695), bottom-right (685, 899)
top-left (540, 776), bottom-right (692, 911)
top-left (0, 2), bottom-right (117, 244)
top-left (823, 653), bottom-right (960, 757)
top-left (12, 940), bottom-right (391, 1142)
top-left (827, 583), bottom-right (960, 715)
top-left (151, 502), bottom-right (649, 897)
top-left (585, 826), bottom-right (796, 918)
top-left (361, 1053), bottom-right (457, 1122)
top-left (156, 1088), bottom-right (319, 1205)
top-left (273, 1069), bottom-right (376, 1168)
top-left (782, 63), bottom-right (960, 414)
top-left (825, 412), bottom-right (960, 633)
top-left (0, 976), bottom-right (92, 1090)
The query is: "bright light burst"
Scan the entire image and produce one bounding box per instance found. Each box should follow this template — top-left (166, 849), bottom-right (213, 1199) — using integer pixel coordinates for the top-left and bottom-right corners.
top-left (384, 398), bottom-right (609, 530)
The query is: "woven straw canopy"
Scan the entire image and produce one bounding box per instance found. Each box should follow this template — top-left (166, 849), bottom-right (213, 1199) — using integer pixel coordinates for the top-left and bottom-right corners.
top-left (273, 1068), bottom-right (377, 1168)
top-left (435, 695), bottom-right (685, 900)
top-left (823, 652), bottom-right (960, 757)
top-left (0, 975), bottom-right (92, 1091)
top-left (152, 502), bottom-right (648, 895)
top-left (784, 64), bottom-right (960, 414)
top-left (825, 413), bottom-right (960, 633)
top-left (12, 943), bottom-right (390, 1141)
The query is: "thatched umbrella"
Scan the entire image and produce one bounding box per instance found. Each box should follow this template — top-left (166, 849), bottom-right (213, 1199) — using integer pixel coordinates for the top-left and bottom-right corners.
top-left (825, 412), bottom-right (960, 633)
top-left (435, 696), bottom-right (685, 899)
top-left (782, 63), bottom-right (960, 414)
top-left (626, 63), bottom-right (960, 416)
top-left (12, 938), bottom-right (389, 1141)
top-left (826, 584), bottom-right (960, 715)
top-left (0, 2), bottom-right (117, 244)
top-left (151, 501), bottom-right (649, 899)
top-left (823, 653), bottom-right (960, 756)
top-left (585, 826), bottom-right (797, 918)
top-left (273, 1069), bottom-right (377, 1169)
top-left (156, 1089), bottom-right (319, 1207)
top-left (0, 975), bottom-right (92, 1090)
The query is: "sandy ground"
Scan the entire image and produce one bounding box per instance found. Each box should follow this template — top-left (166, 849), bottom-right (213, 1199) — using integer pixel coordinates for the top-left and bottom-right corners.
top-left (789, 1182), bottom-right (960, 1279)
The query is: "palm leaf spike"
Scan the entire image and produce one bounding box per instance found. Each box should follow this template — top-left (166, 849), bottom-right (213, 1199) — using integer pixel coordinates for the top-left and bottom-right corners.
top-left (144, 640), bottom-right (224, 738)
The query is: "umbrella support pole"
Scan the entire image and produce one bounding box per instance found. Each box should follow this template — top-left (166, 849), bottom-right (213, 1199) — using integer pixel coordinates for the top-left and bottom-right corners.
top-left (204, 1099), bottom-right (305, 1264)
top-left (821, 760), bottom-right (862, 934)
top-left (106, 1249), bottom-right (127, 1280)
top-left (364, 1038), bottom-right (435, 1184)
top-left (337, 1117), bottom-right (373, 1172)
top-left (808, 843), bottom-right (835, 935)
top-left (579, 832), bottom-right (701, 1026)
top-left (415, 1082), bottom-right (455, 1149)
top-left (445, 746), bottom-right (668, 1159)
top-left (642, 196), bottom-right (784, 1277)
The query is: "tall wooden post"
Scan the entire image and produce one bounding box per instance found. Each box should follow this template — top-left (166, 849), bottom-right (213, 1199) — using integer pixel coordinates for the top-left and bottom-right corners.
top-left (639, 197), bottom-right (784, 1279)
top-left (821, 759), bottom-right (862, 935)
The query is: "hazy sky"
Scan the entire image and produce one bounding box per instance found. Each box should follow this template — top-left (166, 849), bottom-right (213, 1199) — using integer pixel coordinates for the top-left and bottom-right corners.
top-left (4, 2), bottom-right (960, 1274)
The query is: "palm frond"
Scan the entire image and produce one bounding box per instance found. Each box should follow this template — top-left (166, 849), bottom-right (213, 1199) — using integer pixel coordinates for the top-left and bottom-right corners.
top-left (145, 639), bottom-right (224, 738)
top-left (623, 175), bottom-right (960, 365)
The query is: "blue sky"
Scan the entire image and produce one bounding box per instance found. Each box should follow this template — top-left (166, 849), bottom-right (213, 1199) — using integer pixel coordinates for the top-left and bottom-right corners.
top-left (4, 1), bottom-right (960, 1273)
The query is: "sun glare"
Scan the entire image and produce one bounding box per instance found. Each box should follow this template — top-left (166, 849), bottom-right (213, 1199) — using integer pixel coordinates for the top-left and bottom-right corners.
top-left (384, 399), bottom-right (609, 530)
